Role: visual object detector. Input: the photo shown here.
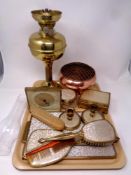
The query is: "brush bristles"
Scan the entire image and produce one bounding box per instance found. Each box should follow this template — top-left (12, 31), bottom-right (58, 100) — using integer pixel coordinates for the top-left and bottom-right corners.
top-left (84, 140), bottom-right (108, 147)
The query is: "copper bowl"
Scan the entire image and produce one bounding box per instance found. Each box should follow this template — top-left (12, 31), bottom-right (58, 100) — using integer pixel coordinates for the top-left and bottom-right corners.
top-left (60, 62), bottom-right (96, 90)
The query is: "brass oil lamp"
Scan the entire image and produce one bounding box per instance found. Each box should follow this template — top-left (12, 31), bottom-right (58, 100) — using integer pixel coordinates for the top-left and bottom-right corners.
top-left (29, 9), bottom-right (66, 86)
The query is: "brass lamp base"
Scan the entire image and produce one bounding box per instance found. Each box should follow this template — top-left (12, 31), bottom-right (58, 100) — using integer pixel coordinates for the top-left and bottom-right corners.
top-left (29, 9), bottom-right (66, 88)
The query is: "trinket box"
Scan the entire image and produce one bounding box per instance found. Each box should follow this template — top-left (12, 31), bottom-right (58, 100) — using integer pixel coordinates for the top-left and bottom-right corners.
top-left (78, 89), bottom-right (110, 114)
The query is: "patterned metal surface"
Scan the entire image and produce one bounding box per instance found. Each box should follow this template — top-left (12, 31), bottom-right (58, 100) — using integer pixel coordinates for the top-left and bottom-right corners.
top-left (24, 115), bottom-right (116, 159)
top-left (61, 62), bottom-right (95, 81)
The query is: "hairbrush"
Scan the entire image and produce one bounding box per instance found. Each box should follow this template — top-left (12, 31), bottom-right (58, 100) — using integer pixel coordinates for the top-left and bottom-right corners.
top-left (38, 119), bottom-right (119, 146)
top-left (30, 106), bottom-right (65, 131)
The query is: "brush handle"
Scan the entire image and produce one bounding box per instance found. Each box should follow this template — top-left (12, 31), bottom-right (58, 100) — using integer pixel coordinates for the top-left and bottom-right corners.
top-left (30, 106), bottom-right (65, 131)
top-left (38, 132), bottom-right (81, 143)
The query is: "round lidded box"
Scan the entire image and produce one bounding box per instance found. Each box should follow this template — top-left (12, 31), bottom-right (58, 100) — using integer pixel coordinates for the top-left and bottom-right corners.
top-left (82, 109), bottom-right (104, 124)
top-left (60, 62), bottom-right (96, 90)
top-left (59, 108), bottom-right (81, 131)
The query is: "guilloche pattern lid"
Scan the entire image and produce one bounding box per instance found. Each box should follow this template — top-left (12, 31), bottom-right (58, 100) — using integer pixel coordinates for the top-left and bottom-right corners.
top-left (60, 62), bottom-right (96, 81)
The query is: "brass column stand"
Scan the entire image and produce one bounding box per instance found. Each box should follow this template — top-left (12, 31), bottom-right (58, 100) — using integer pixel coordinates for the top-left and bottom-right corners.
top-left (45, 60), bottom-right (53, 86)
top-left (29, 9), bottom-right (66, 87)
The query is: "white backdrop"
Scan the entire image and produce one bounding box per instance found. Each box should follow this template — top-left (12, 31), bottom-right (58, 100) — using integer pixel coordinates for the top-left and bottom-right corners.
top-left (0, 0), bottom-right (131, 88)
top-left (0, 0), bottom-right (131, 174)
